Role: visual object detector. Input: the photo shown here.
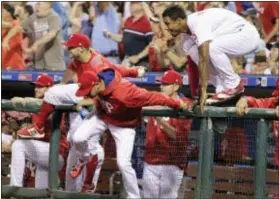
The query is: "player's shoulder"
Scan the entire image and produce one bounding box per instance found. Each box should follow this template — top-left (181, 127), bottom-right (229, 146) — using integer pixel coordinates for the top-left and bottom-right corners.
top-left (113, 80), bottom-right (137, 99)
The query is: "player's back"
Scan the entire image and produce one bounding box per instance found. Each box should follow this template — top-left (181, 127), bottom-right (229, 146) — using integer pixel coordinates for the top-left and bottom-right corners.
top-left (188, 8), bottom-right (250, 44)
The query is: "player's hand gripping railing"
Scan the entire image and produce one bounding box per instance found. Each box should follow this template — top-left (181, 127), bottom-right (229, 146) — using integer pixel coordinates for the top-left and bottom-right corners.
top-left (1, 99), bottom-right (278, 199)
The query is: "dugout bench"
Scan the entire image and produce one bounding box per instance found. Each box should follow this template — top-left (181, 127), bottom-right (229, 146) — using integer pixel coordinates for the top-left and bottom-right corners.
top-left (184, 162), bottom-right (279, 199)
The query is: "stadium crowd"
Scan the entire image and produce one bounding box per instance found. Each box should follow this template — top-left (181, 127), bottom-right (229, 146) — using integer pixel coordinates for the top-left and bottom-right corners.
top-left (1, 1), bottom-right (279, 74)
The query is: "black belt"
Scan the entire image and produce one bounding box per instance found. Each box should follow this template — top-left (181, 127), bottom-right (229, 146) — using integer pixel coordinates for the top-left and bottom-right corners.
top-left (103, 50), bottom-right (118, 57)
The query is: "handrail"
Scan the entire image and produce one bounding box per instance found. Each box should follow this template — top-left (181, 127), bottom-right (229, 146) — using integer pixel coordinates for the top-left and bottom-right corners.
top-left (1, 99), bottom-right (278, 119)
top-left (1, 99), bottom-right (276, 199)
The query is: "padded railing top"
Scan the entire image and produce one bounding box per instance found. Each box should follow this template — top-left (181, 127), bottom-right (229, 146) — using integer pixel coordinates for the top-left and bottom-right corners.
top-left (1, 99), bottom-right (277, 120)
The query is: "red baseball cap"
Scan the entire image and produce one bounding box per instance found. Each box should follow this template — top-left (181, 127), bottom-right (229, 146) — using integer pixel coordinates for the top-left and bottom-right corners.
top-left (272, 78), bottom-right (279, 96)
top-left (76, 72), bottom-right (99, 97)
top-left (156, 70), bottom-right (183, 85)
top-left (63, 33), bottom-right (91, 48)
top-left (33, 74), bottom-right (54, 87)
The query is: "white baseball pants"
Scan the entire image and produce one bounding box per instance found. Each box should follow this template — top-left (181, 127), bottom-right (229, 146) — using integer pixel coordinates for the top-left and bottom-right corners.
top-left (65, 144), bottom-right (104, 191)
top-left (72, 115), bottom-right (140, 199)
top-left (44, 83), bottom-right (83, 141)
top-left (187, 23), bottom-right (260, 93)
top-left (44, 83), bottom-right (104, 191)
top-left (142, 162), bottom-right (184, 199)
top-left (10, 140), bottom-right (64, 188)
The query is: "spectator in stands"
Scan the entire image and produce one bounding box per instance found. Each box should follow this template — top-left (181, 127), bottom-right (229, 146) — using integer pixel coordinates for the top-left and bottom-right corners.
top-left (142, 2), bottom-right (186, 72)
top-left (52, 2), bottom-right (69, 41)
top-left (266, 42), bottom-right (279, 75)
top-left (151, 35), bottom-right (187, 72)
top-left (254, 2), bottom-right (279, 44)
top-left (250, 55), bottom-right (270, 74)
top-left (2, 3), bottom-right (25, 70)
top-left (104, 2), bottom-right (153, 67)
top-left (22, 2), bottom-right (65, 71)
top-left (7, 2), bottom-right (25, 22)
top-left (231, 57), bottom-right (248, 74)
top-left (23, 4), bottom-right (34, 18)
top-left (91, 2), bottom-right (120, 64)
top-left (70, 2), bottom-right (92, 37)
top-left (241, 8), bottom-right (267, 73)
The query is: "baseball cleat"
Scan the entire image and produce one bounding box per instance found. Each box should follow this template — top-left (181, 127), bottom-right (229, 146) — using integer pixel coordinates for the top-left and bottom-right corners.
top-left (17, 125), bottom-right (45, 139)
top-left (206, 80), bottom-right (245, 105)
top-left (70, 159), bottom-right (87, 179)
top-left (81, 183), bottom-right (96, 193)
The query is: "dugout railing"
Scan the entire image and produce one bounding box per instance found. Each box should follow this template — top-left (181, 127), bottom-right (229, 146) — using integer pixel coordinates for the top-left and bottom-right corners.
top-left (1, 99), bottom-right (278, 199)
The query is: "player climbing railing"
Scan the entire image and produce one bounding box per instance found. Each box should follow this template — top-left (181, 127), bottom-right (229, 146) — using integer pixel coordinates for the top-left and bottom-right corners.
top-left (1, 99), bottom-right (277, 199)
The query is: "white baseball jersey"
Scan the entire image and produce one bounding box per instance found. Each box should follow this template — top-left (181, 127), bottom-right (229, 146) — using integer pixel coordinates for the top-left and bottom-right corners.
top-left (187, 8), bottom-right (250, 46)
top-left (182, 8), bottom-right (260, 92)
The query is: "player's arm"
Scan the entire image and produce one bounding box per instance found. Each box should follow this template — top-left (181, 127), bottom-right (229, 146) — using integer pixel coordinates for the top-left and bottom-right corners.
top-left (118, 86), bottom-right (183, 109)
top-left (104, 31), bottom-right (123, 42)
top-left (61, 68), bottom-right (77, 84)
top-left (198, 41), bottom-right (210, 112)
top-left (236, 96), bottom-right (279, 116)
top-left (110, 64), bottom-right (147, 78)
top-left (2, 25), bottom-right (22, 50)
top-left (198, 41), bottom-right (210, 92)
top-left (156, 117), bottom-right (176, 139)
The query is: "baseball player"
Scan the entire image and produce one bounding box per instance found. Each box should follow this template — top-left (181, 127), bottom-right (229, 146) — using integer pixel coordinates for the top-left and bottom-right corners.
top-left (9, 74), bottom-right (68, 188)
top-left (162, 6), bottom-right (261, 112)
top-left (71, 67), bottom-right (191, 198)
top-left (236, 79), bottom-right (279, 166)
top-left (15, 33), bottom-right (145, 191)
top-left (142, 70), bottom-right (193, 199)
top-left (17, 33), bottom-right (146, 139)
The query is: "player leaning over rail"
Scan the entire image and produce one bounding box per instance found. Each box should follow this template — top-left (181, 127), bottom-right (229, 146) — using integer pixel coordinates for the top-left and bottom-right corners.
top-left (161, 5), bottom-right (261, 112)
top-left (236, 78), bottom-right (279, 167)
top-left (71, 66), bottom-right (194, 198)
top-left (9, 74), bottom-right (68, 189)
top-left (16, 33), bottom-right (146, 192)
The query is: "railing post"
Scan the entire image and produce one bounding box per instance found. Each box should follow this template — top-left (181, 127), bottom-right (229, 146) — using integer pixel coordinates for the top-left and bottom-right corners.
top-left (48, 111), bottom-right (62, 192)
top-left (254, 119), bottom-right (268, 199)
top-left (196, 118), bottom-right (214, 199)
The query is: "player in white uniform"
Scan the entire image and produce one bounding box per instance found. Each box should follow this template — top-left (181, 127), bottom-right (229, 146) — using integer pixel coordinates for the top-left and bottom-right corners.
top-left (10, 75), bottom-right (66, 188)
top-left (162, 6), bottom-right (261, 112)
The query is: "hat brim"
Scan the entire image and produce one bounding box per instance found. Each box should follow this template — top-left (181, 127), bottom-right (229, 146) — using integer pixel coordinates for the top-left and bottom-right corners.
top-left (156, 77), bottom-right (170, 84)
top-left (156, 77), bottom-right (181, 85)
top-left (31, 82), bottom-right (52, 87)
top-left (62, 41), bottom-right (76, 48)
top-left (76, 87), bottom-right (92, 97)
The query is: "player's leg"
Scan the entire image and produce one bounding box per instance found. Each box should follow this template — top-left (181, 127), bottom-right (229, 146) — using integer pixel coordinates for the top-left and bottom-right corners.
top-left (142, 162), bottom-right (160, 198)
top-left (10, 140), bottom-right (64, 188)
top-left (34, 165), bottom-right (48, 188)
top-left (159, 165), bottom-right (184, 199)
top-left (71, 115), bottom-right (107, 178)
top-left (65, 146), bottom-right (83, 191)
top-left (18, 84), bottom-right (83, 138)
top-left (67, 112), bottom-right (83, 142)
top-left (208, 24), bottom-right (260, 96)
top-left (82, 142), bottom-right (104, 193)
top-left (108, 125), bottom-right (140, 199)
